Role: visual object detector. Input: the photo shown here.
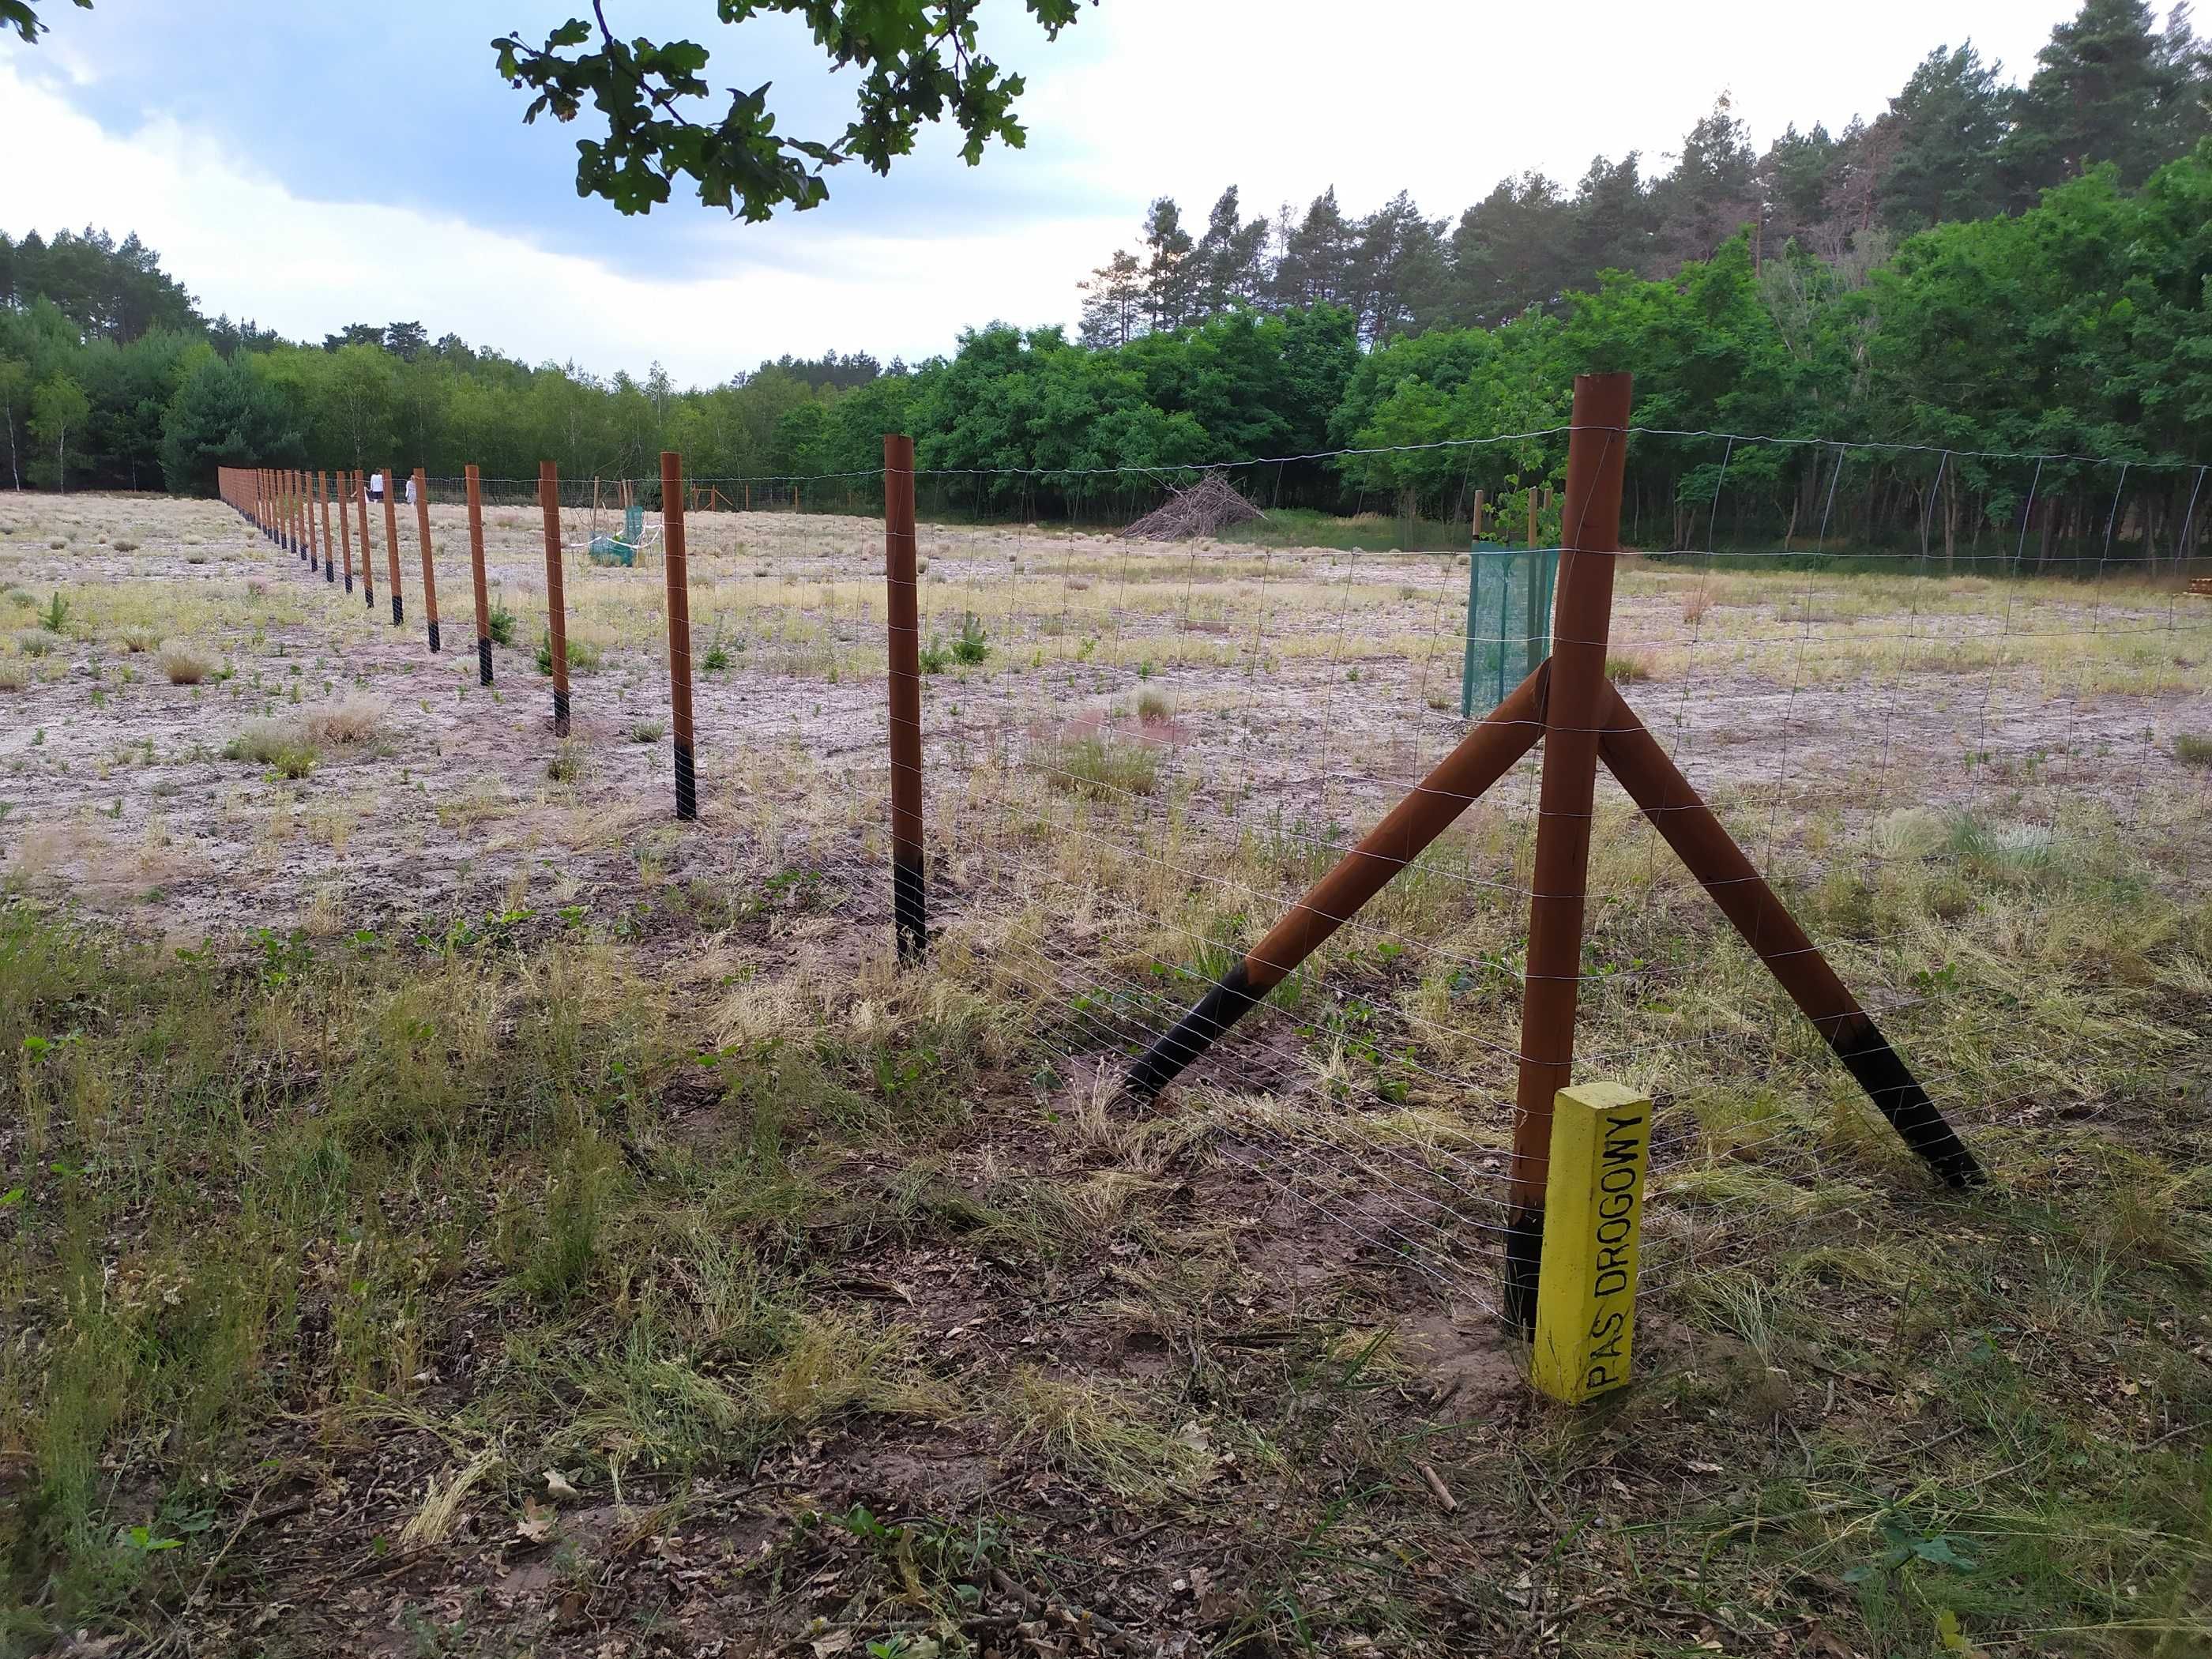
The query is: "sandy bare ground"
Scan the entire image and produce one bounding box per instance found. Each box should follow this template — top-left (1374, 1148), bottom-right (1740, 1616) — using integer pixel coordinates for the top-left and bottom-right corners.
top-left (2, 491), bottom-right (2205, 959)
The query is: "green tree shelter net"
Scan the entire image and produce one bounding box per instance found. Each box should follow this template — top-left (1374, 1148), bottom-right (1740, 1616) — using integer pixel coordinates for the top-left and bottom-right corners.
top-left (1460, 543), bottom-right (1558, 717)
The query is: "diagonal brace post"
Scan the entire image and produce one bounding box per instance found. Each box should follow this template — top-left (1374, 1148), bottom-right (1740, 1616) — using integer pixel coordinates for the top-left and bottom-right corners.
top-left (1123, 662), bottom-right (1550, 1101)
top-left (1595, 683), bottom-right (1983, 1188)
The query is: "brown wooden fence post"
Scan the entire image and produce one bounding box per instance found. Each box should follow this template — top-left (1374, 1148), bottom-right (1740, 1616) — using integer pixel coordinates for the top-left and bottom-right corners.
top-left (1505, 371), bottom-right (1633, 1334)
top-left (539, 461), bottom-right (570, 735)
top-left (381, 468), bottom-right (404, 626)
top-left (412, 467), bottom-right (440, 651)
top-left (465, 464), bottom-right (491, 686)
top-left (355, 471), bottom-right (374, 608)
top-left (884, 434), bottom-right (924, 961)
top-left (660, 450), bottom-right (698, 821)
top-left (337, 469), bottom-right (355, 593)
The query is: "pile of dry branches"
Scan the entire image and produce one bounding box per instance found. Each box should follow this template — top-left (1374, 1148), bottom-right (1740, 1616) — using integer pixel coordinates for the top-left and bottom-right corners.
top-left (1123, 472), bottom-right (1264, 541)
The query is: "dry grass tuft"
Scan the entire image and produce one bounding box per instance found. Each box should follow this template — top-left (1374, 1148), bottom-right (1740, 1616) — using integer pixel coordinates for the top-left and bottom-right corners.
top-left (156, 641), bottom-right (213, 685)
top-left (1605, 647), bottom-right (1657, 683)
top-left (1001, 1368), bottom-right (1213, 1499)
top-left (756, 1311), bottom-right (948, 1427)
top-left (303, 695), bottom-right (386, 747)
top-left (0, 656), bottom-right (27, 692)
top-left (397, 1450), bottom-right (502, 1551)
top-left (2176, 732), bottom-right (2212, 767)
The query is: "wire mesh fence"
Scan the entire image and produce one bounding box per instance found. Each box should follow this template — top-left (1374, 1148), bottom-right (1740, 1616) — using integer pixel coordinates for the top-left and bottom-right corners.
top-left (211, 405), bottom-right (2212, 1330)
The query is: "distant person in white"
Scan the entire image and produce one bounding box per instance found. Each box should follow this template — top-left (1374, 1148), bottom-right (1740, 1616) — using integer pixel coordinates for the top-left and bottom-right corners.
top-left (404, 474), bottom-right (417, 507)
top-left (368, 471), bottom-right (384, 502)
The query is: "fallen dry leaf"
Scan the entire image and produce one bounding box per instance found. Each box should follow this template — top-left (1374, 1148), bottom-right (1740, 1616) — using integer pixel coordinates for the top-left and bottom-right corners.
top-left (515, 1495), bottom-right (558, 1545)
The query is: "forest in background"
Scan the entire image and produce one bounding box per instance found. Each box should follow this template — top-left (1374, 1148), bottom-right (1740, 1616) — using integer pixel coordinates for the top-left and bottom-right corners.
top-left (1, 0), bottom-right (2208, 566)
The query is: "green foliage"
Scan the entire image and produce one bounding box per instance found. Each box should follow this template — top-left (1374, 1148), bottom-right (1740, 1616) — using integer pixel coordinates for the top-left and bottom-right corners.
top-left (221, 720), bottom-right (318, 779)
top-left (28, 374), bottom-right (89, 492)
top-left (952, 611), bottom-right (989, 664)
top-left (156, 351), bottom-right (302, 495)
top-left (491, 1), bottom-right (1086, 221)
top-left (1, 0), bottom-right (92, 48)
top-left (486, 604), bottom-right (516, 647)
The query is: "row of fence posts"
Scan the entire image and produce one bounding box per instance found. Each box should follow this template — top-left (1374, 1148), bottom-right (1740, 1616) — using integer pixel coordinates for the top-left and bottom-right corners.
top-left (216, 454), bottom-right (711, 820)
top-left (213, 396), bottom-right (1989, 1382)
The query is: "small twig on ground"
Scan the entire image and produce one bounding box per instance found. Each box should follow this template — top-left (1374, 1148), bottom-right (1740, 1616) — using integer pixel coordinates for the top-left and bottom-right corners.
top-left (1420, 1462), bottom-right (1459, 1512)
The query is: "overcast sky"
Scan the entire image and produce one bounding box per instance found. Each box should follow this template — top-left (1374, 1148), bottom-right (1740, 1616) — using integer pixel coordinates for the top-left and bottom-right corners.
top-left (2, 0), bottom-right (2090, 386)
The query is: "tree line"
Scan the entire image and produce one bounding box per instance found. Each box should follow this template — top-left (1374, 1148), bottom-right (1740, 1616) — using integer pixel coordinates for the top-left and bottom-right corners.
top-left (1078, 0), bottom-right (2210, 346)
top-left (0, 0), bottom-right (2206, 570)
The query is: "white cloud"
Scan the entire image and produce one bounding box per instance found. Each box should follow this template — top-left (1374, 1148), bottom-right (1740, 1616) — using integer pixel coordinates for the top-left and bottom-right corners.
top-left (5, 0), bottom-right (2087, 378)
top-left (0, 60), bottom-right (1108, 385)
top-left (1040, 0), bottom-right (2076, 224)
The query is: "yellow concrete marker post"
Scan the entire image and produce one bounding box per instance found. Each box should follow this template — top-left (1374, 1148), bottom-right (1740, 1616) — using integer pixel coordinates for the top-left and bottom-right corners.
top-left (1529, 1082), bottom-right (1654, 1404)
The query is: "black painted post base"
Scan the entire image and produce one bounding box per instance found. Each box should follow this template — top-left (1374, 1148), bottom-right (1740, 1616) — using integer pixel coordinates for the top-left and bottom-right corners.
top-left (477, 638), bottom-right (492, 687)
top-left (673, 741), bottom-right (697, 821)
top-left (552, 689), bottom-right (570, 737)
top-left (1123, 965), bottom-right (1261, 1101)
top-left (390, 596), bottom-right (403, 627)
top-left (325, 561), bottom-right (335, 585)
top-left (893, 848), bottom-right (927, 963)
top-left (1503, 1208), bottom-right (1544, 1337)
top-left (427, 620), bottom-right (440, 653)
top-left (1833, 1020), bottom-right (1985, 1187)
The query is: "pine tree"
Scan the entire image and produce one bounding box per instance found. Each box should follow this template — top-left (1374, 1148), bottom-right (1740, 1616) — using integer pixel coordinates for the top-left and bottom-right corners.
top-left (1445, 174), bottom-right (1575, 324)
top-left (2008, 0), bottom-right (2203, 192)
top-left (1271, 188), bottom-right (1353, 310)
top-left (1191, 186), bottom-right (1270, 317)
top-left (1878, 45), bottom-right (2015, 230)
top-left (1648, 96), bottom-right (1759, 269)
top-left (1139, 198), bottom-right (1196, 332)
top-left (1344, 192), bottom-right (1448, 343)
top-left (1078, 250), bottom-right (1145, 348)
top-left (1570, 153), bottom-right (1656, 278)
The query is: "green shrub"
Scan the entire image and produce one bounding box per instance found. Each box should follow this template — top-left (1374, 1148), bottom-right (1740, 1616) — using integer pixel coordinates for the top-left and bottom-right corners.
top-left (536, 634), bottom-right (600, 675)
top-left (1033, 733), bottom-right (1158, 799)
top-left (2176, 732), bottom-right (2212, 767)
top-left (487, 604), bottom-right (516, 646)
top-left (547, 739), bottom-right (589, 782)
top-left (953, 611), bottom-right (990, 665)
top-left (224, 718), bottom-right (318, 778)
